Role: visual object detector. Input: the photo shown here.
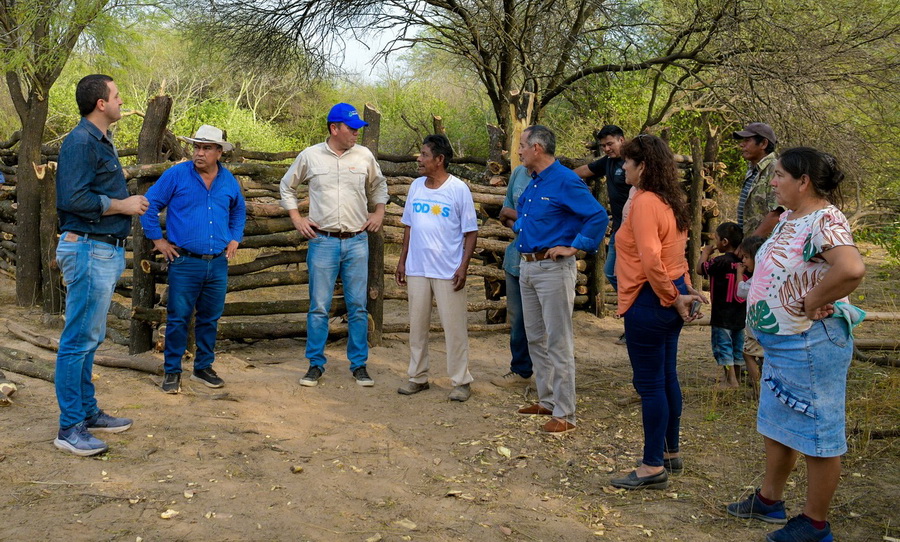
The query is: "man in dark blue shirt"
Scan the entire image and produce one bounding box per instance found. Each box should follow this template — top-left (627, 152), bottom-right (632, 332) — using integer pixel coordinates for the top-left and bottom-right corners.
top-left (575, 125), bottom-right (629, 344)
top-left (513, 125), bottom-right (608, 434)
top-left (141, 125), bottom-right (246, 394)
top-left (54, 74), bottom-right (149, 456)
top-left (574, 125), bottom-right (629, 291)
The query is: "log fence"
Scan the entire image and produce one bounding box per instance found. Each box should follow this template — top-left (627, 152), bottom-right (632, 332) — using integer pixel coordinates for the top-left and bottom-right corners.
top-left (0, 95), bottom-right (723, 354)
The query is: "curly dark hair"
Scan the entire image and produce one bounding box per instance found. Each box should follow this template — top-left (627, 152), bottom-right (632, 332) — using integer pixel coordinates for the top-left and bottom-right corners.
top-left (621, 134), bottom-right (690, 231)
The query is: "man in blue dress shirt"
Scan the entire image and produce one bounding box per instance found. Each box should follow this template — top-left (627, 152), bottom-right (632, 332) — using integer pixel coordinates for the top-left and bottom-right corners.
top-left (513, 125), bottom-right (608, 434)
top-left (142, 125), bottom-right (246, 394)
top-left (54, 74), bottom-right (149, 456)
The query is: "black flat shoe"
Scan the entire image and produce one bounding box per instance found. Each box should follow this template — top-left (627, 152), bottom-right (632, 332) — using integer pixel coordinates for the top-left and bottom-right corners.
top-left (633, 457), bottom-right (684, 474)
top-left (663, 457), bottom-right (684, 474)
top-left (611, 469), bottom-right (669, 490)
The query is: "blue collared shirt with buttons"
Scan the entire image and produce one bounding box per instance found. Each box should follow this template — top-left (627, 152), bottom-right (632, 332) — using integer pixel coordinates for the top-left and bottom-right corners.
top-left (56, 117), bottom-right (132, 239)
top-left (514, 160), bottom-right (608, 254)
top-left (141, 160), bottom-right (247, 254)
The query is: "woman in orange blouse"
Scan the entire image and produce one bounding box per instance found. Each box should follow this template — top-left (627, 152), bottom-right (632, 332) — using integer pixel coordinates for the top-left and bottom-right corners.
top-left (611, 135), bottom-right (705, 490)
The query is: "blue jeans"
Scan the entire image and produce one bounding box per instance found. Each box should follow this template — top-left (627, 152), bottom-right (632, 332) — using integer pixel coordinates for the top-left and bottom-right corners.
top-left (605, 232), bottom-right (618, 291)
top-left (306, 233), bottom-right (369, 371)
top-left (55, 234), bottom-right (125, 428)
top-left (164, 254), bottom-right (228, 374)
top-left (711, 326), bottom-right (746, 366)
top-left (624, 279), bottom-right (688, 467)
top-left (506, 272), bottom-right (533, 378)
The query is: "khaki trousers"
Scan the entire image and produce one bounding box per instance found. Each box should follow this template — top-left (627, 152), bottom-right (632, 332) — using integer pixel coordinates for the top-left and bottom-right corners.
top-left (406, 276), bottom-right (474, 387)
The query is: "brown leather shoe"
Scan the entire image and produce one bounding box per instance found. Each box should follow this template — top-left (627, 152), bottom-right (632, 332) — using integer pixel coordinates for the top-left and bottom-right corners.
top-left (517, 403), bottom-right (553, 416)
top-left (542, 417), bottom-right (576, 434)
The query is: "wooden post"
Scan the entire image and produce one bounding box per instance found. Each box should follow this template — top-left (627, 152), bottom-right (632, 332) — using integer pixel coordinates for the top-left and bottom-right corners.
top-left (363, 103), bottom-right (384, 346)
top-left (432, 115), bottom-right (445, 136)
top-left (38, 162), bottom-right (62, 314)
top-left (129, 94), bottom-right (173, 354)
top-left (587, 163), bottom-right (609, 317)
top-left (702, 114), bottom-right (722, 239)
top-left (688, 137), bottom-right (705, 288)
top-left (507, 90), bottom-right (534, 171)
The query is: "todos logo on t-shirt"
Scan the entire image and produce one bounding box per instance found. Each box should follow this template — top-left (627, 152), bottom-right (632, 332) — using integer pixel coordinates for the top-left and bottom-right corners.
top-left (412, 202), bottom-right (450, 217)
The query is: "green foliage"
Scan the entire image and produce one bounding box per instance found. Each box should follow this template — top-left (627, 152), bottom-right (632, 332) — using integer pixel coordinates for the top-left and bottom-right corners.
top-left (172, 100), bottom-right (302, 152)
top-left (857, 221), bottom-right (900, 260)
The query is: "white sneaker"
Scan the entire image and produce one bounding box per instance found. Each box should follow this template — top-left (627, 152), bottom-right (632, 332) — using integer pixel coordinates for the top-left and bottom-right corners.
top-left (490, 371), bottom-right (533, 389)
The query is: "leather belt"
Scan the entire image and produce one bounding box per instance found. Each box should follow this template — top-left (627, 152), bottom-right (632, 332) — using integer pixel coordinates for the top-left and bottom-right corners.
top-left (69, 232), bottom-right (127, 248)
top-left (179, 249), bottom-right (225, 260)
top-left (520, 250), bottom-right (549, 262)
top-left (314, 228), bottom-right (363, 239)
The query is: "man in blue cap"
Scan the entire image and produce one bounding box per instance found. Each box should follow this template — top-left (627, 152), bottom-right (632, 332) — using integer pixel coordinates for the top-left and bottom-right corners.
top-left (280, 103), bottom-right (388, 387)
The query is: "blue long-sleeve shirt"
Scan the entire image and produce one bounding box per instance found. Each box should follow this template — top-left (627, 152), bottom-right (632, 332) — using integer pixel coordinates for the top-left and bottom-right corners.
top-left (514, 160), bottom-right (608, 254)
top-left (56, 117), bottom-right (131, 238)
top-left (141, 161), bottom-right (246, 254)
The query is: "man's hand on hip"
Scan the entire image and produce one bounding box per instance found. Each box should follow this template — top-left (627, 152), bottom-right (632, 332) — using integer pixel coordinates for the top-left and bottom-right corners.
top-left (291, 214), bottom-right (319, 239)
top-left (546, 246), bottom-right (577, 260)
top-left (152, 238), bottom-right (180, 262)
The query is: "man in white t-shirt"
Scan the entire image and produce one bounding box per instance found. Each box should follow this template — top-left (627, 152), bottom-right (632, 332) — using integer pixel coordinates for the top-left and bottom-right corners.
top-left (395, 134), bottom-right (478, 402)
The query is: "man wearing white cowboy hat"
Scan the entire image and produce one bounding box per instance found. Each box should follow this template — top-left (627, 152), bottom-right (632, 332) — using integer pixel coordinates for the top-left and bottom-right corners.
top-left (280, 103), bottom-right (388, 388)
top-left (141, 124), bottom-right (246, 393)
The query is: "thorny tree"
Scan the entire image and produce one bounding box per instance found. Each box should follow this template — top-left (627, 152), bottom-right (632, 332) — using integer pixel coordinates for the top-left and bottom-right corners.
top-left (198, 0), bottom-right (899, 149)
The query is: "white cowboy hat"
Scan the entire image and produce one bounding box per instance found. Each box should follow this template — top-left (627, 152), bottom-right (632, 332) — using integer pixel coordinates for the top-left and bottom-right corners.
top-left (183, 124), bottom-right (234, 152)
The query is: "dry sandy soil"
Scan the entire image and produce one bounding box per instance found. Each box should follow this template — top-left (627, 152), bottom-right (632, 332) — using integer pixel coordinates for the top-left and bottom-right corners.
top-left (1, 243), bottom-right (898, 542)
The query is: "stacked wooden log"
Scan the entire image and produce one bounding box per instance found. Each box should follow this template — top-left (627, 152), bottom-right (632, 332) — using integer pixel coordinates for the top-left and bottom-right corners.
top-left (0, 115), bottom-right (720, 351)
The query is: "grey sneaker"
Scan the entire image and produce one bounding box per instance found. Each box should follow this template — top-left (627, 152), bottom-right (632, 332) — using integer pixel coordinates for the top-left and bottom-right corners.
top-left (490, 371), bottom-right (532, 389)
top-left (353, 367), bottom-right (375, 387)
top-left (397, 381), bottom-right (429, 395)
top-left (161, 373), bottom-right (181, 394)
top-left (191, 367), bottom-right (224, 388)
top-left (300, 366), bottom-right (324, 387)
top-left (449, 384), bottom-right (471, 402)
top-left (85, 410), bottom-right (133, 433)
top-left (54, 421), bottom-right (108, 457)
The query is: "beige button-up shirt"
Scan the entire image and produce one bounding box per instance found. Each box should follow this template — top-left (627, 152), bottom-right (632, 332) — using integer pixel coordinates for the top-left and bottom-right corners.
top-left (279, 141), bottom-right (388, 232)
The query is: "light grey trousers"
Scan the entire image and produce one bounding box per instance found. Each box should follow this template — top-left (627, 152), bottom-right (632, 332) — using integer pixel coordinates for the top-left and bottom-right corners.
top-left (519, 256), bottom-right (577, 424)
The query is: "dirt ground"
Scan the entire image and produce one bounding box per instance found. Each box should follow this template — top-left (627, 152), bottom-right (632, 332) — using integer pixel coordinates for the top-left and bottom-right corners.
top-left (1, 243), bottom-right (898, 542)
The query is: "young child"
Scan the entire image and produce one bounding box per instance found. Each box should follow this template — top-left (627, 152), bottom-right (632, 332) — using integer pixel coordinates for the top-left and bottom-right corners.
top-left (735, 236), bottom-right (766, 393)
top-left (698, 222), bottom-right (746, 388)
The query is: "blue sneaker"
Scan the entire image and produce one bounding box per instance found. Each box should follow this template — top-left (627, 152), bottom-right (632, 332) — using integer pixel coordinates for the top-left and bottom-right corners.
top-left (726, 489), bottom-right (788, 524)
top-left (54, 422), bottom-right (108, 456)
top-left (85, 409), bottom-right (133, 433)
top-left (767, 515), bottom-right (833, 542)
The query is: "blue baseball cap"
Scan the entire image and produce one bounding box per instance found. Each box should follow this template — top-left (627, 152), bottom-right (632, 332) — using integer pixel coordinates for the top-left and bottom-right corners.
top-left (327, 103), bottom-right (368, 130)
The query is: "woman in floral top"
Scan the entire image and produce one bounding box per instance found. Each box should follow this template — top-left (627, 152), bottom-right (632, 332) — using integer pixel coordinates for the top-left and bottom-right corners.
top-left (726, 148), bottom-right (866, 542)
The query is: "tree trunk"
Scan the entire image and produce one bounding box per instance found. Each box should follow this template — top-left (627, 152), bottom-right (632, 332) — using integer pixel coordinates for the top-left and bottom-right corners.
top-left (506, 90), bottom-right (534, 171)
top-left (130, 95), bottom-right (172, 354)
top-left (15, 93), bottom-right (50, 306)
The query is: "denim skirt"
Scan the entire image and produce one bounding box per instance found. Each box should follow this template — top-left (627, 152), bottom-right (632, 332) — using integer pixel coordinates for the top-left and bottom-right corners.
top-left (755, 317), bottom-right (853, 457)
